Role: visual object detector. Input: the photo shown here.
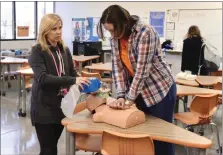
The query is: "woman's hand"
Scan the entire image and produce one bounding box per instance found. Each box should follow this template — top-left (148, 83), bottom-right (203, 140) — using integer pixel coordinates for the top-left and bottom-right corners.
top-left (108, 98), bottom-right (131, 110)
top-left (76, 77), bottom-right (91, 90)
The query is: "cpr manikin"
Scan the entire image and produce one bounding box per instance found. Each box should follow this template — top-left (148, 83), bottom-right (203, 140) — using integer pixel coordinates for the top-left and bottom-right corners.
top-left (85, 90), bottom-right (146, 129)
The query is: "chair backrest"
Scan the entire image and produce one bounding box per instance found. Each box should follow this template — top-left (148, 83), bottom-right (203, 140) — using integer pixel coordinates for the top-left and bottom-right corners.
top-left (190, 94), bottom-right (219, 119)
top-left (101, 130), bottom-right (154, 155)
top-left (213, 82), bottom-right (222, 90)
top-left (210, 71), bottom-right (222, 76)
top-left (81, 71), bottom-right (102, 80)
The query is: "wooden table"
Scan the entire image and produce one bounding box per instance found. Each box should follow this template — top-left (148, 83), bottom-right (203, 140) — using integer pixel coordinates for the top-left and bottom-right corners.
top-left (176, 78), bottom-right (199, 87)
top-left (177, 84), bottom-right (222, 96)
top-left (85, 62), bottom-right (112, 72)
top-left (175, 84), bottom-right (222, 113)
top-left (16, 68), bottom-right (33, 117)
top-left (0, 57), bottom-right (28, 96)
top-left (196, 76), bottom-right (222, 86)
top-left (72, 55), bottom-right (100, 72)
top-left (63, 110), bottom-right (211, 155)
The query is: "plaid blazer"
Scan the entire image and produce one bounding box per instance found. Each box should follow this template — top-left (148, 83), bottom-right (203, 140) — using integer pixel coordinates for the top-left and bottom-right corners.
top-left (111, 20), bottom-right (175, 107)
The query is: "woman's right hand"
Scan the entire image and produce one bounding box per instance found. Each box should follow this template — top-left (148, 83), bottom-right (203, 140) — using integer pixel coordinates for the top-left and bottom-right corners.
top-left (75, 77), bottom-right (91, 90)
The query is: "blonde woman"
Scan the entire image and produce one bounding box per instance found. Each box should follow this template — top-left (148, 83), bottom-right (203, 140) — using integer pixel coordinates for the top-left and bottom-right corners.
top-left (28, 14), bottom-right (90, 155)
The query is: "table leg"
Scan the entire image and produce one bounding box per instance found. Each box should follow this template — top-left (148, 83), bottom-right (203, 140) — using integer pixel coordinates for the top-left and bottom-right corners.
top-left (22, 75), bottom-right (27, 115)
top-left (1, 64), bottom-right (6, 96)
top-left (174, 96), bottom-right (179, 113)
top-left (18, 75), bottom-right (26, 117)
top-left (7, 64), bottom-right (11, 89)
top-left (79, 62), bottom-right (82, 73)
top-left (70, 133), bottom-right (76, 155)
top-left (183, 96), bottom-right (188, 112)
top-left (66, 129), bottom-right (70, 154)
top-left (17, 73), bottom-right (22, 111)
top-left (199, 149), bottom-right (206, 155)
top-left (89, 60), bottom-right (92, 66)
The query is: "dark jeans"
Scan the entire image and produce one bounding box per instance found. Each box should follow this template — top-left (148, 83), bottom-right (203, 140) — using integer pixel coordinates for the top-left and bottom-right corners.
top-left (135, 83), bottom-right (177, 155)
top-left (35, 123), bottom-right (64, 155)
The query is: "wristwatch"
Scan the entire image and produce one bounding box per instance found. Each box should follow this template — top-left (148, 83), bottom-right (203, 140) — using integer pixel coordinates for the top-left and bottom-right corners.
top-left (125, 100), bottom-right (132, 105)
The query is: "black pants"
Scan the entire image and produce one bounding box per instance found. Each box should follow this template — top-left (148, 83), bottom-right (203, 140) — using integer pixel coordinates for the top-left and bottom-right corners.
top-left (135, 83), bottom-right (176, 155)
top-left (35, 123), bottom-right (64, 155)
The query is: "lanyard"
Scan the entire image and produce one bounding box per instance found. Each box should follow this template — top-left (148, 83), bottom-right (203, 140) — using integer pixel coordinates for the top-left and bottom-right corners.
top-left (50, 48), bottom-right (64, 77)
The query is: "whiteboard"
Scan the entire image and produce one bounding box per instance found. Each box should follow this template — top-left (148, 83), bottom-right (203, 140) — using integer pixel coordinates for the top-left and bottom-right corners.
top-left (167, 9), bottom-right (222, 52)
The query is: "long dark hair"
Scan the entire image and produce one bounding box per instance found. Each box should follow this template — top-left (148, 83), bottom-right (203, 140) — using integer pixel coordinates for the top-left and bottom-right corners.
top-left (186, 25), bottom-right (202, 38)
top-left (97, 5), bottom-right (137, 40)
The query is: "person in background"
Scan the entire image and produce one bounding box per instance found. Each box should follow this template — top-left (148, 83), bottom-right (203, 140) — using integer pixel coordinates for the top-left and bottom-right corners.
top-left (97, 5), bottom-right (176, 155)
top-left (28, 13), bottom-right (90, 155)
top-left (181, 25), bottom-right (208, 75)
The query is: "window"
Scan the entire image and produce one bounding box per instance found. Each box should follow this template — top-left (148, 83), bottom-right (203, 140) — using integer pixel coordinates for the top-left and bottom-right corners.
top-left (16, 2), bottom-right (35, 39)
top-left (1, 2), bottom-right (13, 39)
top-left (37, 2), bottom-right (54, 33)
top-left (0, 2), bottom-right (54, 40)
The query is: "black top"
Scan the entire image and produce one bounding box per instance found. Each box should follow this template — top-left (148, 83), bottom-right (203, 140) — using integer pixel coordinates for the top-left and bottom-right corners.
top-left (181, 36), bottom-right (207, 75)
top-left (28, 42), bottom-right (78, 125)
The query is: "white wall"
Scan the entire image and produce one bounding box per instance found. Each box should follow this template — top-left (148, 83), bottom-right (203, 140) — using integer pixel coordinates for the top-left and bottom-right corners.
top-left (55, 1), bottom-right (222, 51)
top-left (1, 2), bottom-right (221, 51)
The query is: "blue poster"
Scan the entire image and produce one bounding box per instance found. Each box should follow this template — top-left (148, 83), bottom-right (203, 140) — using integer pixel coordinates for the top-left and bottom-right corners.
top-left (72, 18), bottom-right (86, 41)
top-left (86, 17), bottom-right (100, 41)
top-left (149, 12), bottom-right (165, 37)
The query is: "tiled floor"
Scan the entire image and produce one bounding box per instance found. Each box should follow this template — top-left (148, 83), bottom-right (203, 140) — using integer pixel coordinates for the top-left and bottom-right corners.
top-left (1, 65), bottom-right (222, 155)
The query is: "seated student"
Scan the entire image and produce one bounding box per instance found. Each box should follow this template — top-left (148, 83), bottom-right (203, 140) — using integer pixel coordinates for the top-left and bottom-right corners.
top-left (181, 25), bottom-right (208, 75)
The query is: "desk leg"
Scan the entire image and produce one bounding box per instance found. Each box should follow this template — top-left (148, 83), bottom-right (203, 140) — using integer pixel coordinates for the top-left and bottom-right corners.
top-left (66, 129), bottom-right (70, 154)
top-left (70, 133), bottom-right (76, 155)
top-left (7, 64), bottom-right (11, 89)
top-left (199, 149), bottom-right (206, 155)
top-left (17, 74), bottom-right (22, 111)
top-left (79, 62), bottom-right (82, 73)
top-left (18, 75), bottom-right (26, 117)
top-left (174, 96), bottom-right (179, 113)
top-left (183, 96), bottom-right (188, 112)
top-left (1, 64), bottom-right (6, 96)
top-left (66, 129), bottom-right (76, 155)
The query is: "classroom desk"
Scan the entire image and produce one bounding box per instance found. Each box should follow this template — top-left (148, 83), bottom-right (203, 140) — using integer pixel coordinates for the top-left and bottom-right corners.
top-left (63, 110), bottom-right (211, 155)
top-left (175, 84), bottom-right (222, 113)
top-left (0, 57), bottom-right (28, 96)
top-left (85, 62), bottom-right (112, 72)
top-left (196, 76), bottom-right (222, 86)
top-left (16, 68), bottom-right (33, 117)
top-left (72, 55), bottom-right (100, 72)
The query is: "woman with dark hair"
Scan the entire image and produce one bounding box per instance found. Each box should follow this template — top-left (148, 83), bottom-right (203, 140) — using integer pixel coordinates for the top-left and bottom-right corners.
top-left (98, 5), bottom-right (176, 155)
top-left (181, 25), bottom-right (207, 75)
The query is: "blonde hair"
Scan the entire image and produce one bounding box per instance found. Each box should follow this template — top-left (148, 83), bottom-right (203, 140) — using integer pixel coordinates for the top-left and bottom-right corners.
top-left (36, 13), bottom-right (66, 53)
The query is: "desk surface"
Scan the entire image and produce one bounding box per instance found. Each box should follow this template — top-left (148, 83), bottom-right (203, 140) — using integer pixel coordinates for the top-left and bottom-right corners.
top-left (177, 84), bottom-right (222, 96)
top-left (16, 68), bottom-right (33, 76)
top-left (176, 78), bottom-right (199, 87)
top-left (64, 110), bottom-right (211, 149)
top-left (0, 56), bottom-right (28, 64)
top-left (196, 76), bottom-right (222, 86)
top-left (85, 62), bottom-right (112, 72)
top-left (72, 55), bottom-right (100, 62)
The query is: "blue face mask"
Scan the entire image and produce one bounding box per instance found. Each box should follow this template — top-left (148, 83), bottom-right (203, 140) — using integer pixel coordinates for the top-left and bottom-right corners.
top-left (80, 77), bottom-right (102, 93)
